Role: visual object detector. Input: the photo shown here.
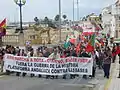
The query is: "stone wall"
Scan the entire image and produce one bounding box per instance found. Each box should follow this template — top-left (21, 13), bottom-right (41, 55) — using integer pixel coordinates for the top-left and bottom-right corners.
top-left (2, 29), bottom-right (72, 46)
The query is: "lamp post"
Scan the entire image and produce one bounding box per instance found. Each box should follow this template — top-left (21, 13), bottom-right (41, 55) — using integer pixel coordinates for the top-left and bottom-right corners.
top-left (59, 0), bottom-right (62, 42)
top-left (14, 0), bottom-right (26, 33)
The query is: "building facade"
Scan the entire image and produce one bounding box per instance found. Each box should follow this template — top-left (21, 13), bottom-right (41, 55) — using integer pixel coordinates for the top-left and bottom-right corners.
top-left (102, 0), bottom-right (120, 38)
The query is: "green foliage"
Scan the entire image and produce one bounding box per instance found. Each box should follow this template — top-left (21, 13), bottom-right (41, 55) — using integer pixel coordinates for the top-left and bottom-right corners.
top-left (34, 17), bottom-right (39, 25)
top-left (44, 17), bottom-right (49, 25)
top-left (62, 15), bottom-right (67, 19)
top-left (54, 15), bottom-right (60, 21)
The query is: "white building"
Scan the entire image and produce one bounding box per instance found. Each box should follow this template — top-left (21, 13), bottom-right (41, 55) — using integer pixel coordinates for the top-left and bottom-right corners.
top-left (101, 5), bottom-right (116, 38)
top-left (111, 16), bottom-right (116, 37)
top-left (102, 0), bottom-right (120, 38)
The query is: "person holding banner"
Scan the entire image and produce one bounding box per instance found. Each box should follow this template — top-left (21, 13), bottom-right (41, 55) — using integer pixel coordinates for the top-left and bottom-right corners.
top-left (0, 48), bottom-right (4, 72)
top-left (43, 48), bottom-right (50, 58)
top-left (30, 48), bottom-right (36, 78)
top-left (90, 51), bottom-right (96, 78)
top-left (79, 48), bottom-right (91, 79)
top-left (48, 47), bottom-right (60, 79)
top-left (49, 47), bottom-right (60, 59)
top-left (70, 46), bottom-right (78, 79)
top-left (5, 45), bottom-right (13, 75)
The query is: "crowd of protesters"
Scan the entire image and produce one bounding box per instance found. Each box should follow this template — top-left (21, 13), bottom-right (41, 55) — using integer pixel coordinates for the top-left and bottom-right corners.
top-left (0, 40), bottom-right (119, 80)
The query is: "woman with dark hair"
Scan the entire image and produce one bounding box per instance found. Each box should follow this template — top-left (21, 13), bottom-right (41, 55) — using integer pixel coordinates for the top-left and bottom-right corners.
top-left (103, 47), bottom-right (112, 79)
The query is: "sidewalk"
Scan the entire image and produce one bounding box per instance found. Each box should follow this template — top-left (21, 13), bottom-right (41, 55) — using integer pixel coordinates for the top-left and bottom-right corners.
top-left (94, 58), bottom-right (117, 90)
top-left (107, 57), bottom-right (120, 90)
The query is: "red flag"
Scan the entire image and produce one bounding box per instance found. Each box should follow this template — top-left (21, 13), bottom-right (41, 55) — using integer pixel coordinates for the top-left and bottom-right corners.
top-left (70, 38), bottom-right (76, 44)
top-left (115, 48), bottom-right (120, 55)
top-left (86, 34), bottom-right (95, 52)
top-left (0, 18), bottom-right (6, 28)
top-left (0, 18), bottom-right (6, 37)
top-left (112, 46), bottom-right (120, 56)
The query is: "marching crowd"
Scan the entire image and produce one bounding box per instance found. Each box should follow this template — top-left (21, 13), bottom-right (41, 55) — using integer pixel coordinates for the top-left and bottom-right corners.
top-left (0, 41), bottom-right (119, 80)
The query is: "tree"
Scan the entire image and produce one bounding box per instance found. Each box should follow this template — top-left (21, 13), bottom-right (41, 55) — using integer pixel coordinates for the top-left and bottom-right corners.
top-left (54, 14), bottom-right (60, 21)
top-left (43, 17), bottom-right (57, 29)
top-left (62, 15), bottom-right (67, 20)
top-left (44, 17), bottom-right (49, 26)
top-left (48, 21), bottom-right (57, 29)
top-left (34, 17), bottom-right (39, 25)
top-left (44, 17), bottom-right (49, 24)
top-left (82, 17), bottom-right (86, 21)
top-left (62, 15), bottom-right (68, 25)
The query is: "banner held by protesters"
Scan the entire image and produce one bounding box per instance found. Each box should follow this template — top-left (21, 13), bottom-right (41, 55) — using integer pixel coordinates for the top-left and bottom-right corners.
top-left (3, 54), bottom-right (93, 76)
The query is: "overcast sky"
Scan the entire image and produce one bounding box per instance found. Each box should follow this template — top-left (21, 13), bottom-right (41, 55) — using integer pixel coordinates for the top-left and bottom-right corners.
top-left (0, 0), bottom-right (115, 22)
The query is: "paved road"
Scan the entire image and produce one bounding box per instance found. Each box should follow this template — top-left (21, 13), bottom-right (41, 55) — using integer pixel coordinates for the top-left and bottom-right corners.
top-left (0, 68), bottom-right (104, 90)
top-left (0, 75), bottom-right (93, 90)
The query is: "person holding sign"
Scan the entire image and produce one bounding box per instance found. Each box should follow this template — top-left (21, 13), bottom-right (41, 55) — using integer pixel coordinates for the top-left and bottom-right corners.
top-left (48, 47), bottom-right (60, 79)
top-left (79, 48), bottom-right (91, 79)
top-left (49, 47), bottom-right (60, 59)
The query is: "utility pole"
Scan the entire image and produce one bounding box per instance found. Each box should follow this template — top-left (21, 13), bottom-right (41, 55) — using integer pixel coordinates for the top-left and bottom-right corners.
top-left (73, 0), bottom-right (75, 26)
top-left (59, 0), bottom-right (62, 42)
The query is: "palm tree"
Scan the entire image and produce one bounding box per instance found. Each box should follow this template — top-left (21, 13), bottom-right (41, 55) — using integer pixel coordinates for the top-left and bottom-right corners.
top-left (44, 17), bottom-right (49, 26)
top-left (34, 17), bottom-right (39, 25)
top-left (48, 21), bottom-right (57, 29)
top-left (54, 14), bottom-right (60, 21)
top-left (62, 15), bottom-right (67, 20)
top-left (62, 15), bottom-right (67, 25)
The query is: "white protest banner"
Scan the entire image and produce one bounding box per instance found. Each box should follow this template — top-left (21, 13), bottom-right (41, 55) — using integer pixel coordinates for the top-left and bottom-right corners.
top-left (3, 54), bottom-right (93, 75)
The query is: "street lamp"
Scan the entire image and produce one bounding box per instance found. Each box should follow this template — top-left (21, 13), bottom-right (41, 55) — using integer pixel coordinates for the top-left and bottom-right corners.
top-left (14, 0), bottom-right (26, 33)
top-left (59, 0), bottom-right (62, 42)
